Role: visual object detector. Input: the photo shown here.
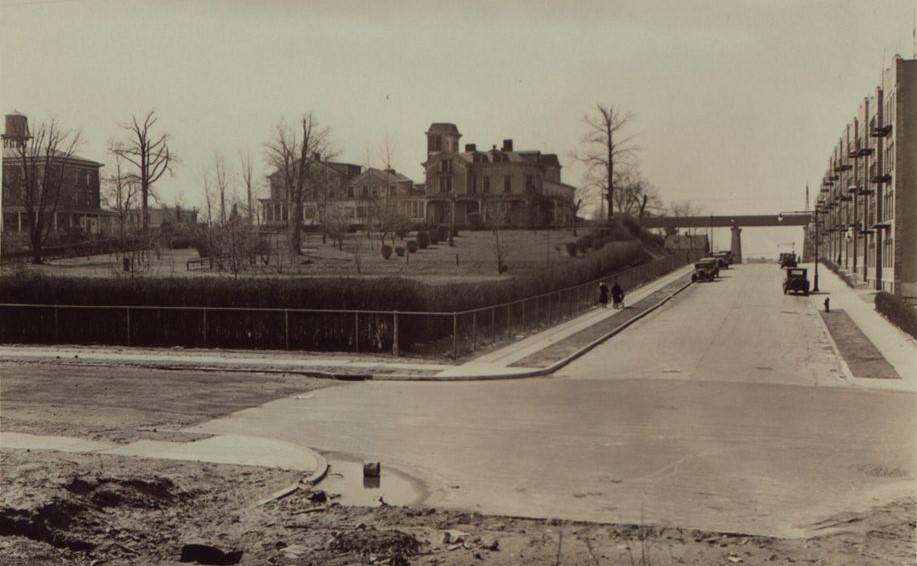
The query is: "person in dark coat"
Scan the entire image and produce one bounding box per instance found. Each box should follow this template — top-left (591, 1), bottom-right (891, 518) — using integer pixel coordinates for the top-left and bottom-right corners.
top-left (611, 281), bottom-right (624, 309)
top-left (598, 282), bottom-right (609, 308)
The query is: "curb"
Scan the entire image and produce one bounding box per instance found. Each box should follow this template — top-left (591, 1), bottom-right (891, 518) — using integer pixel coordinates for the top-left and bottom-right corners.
top-left (812, 308), bottom-right (855, 383)
top-left (375, 278), bottom-right (694, 381)
top-left (0, 357), bottom-right (378, 380)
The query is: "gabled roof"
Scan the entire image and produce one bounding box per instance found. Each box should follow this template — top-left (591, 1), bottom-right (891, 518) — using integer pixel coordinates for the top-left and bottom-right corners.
top-left (350, 167), bottom-right (413, 186)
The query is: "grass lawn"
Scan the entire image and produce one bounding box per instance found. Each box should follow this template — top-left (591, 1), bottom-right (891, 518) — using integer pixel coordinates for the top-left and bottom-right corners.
top-left (3, 227), bottom-right (609, 283)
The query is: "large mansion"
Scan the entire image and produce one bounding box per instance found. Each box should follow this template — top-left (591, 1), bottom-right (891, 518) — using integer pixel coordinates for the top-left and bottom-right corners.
top-left (260, 123), bottom-right (576, 229)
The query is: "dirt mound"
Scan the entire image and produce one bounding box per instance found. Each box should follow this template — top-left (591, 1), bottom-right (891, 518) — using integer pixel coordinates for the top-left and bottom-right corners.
top-left (0, 498), bottom-right (96, 551)
top-left (329, 527), bottom-right (421, 564)
top-left (64, 476), bottom-right (181, 508)
top-left (0, 473), bottom-right (187, 557)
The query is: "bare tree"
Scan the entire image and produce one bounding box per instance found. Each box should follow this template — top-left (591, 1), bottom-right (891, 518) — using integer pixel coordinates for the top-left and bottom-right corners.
top-left (264, 114), bottom-right (332, 254)
top-left (102, 153), bottom-right (139, 268)
top-left (5, 118), bottom-right (82, 263)
top-left (569, 185), bottom-right (594, 236)
top-left (576, 104), bottom-right (638, 220)
top-left (212, 152), bottom-right (232, 227)
top-left (484, 198), bottom-right (511, 273)
top-left (378, 132), bottom-right (396, 170)
top-left (612, 169), bottom-right (663, 219)
top-left (238, 151), bottom-right (258, 224)
top-left (111, 110), bottom-right (175, 239)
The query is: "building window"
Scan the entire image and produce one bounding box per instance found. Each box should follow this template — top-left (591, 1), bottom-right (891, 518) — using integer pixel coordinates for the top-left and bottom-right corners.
top-left (470, 176), bottom-right (477, 194)
top-left (428, 135), bottom-right (442, 152)
top-left (440, 160), bottom-right (452, 173)
top-left (361, 186), bottom-right (368, 198)
top-left (347, 186), bottom-right (354, 198)
top-left (483, 176), bottom-right (490, 193)
top-left (503, 175), bottom-right (512, 193)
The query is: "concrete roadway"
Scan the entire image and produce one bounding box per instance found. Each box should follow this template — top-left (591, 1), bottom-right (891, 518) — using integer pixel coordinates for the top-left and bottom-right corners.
top-left (191, 264), bottom-right (916, 538)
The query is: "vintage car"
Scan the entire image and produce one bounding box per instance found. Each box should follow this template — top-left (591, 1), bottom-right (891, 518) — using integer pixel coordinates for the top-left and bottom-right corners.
top-left (712, 251), bottom-right (733, 268)
top-left (783, 267), bottom-right (810, 295)
top-left (779, 252), bottom-right (797, 268)
top-left (692, 258), bottom-right (720, 282)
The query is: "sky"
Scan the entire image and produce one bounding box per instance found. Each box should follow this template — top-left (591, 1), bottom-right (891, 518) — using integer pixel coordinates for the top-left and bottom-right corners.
top-left (2, 0), bottom-right (915, 257)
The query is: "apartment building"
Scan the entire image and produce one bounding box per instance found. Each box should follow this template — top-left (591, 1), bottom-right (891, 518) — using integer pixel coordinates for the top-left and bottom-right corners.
top-left (818, 56), bottom-right (916, 300)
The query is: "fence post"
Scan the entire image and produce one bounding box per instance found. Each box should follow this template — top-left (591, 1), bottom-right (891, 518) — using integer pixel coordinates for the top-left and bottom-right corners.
top-left (506, 304), bottom-right (511, 337)
top-left (535, 297), bottom-right (539, 327)
top-left (355, 311), bottom-right (360, 353)
top-left (392, 311), bottom-right (399, 356)
top-left (521, 301), bottom-right (526, 329)
top-left (284, 309), bottom-right (290, 350)
top-left (548, 293), bottom-right (552, 324)
top-left (202, 308), bottom-right (207, 348)
top-left (471, 311), bottom-right (477, 352)
top-left (126, 306), bottom-right (131, 346)
top-left (53, 305), bottom-right (59, 344)
top-left (491, 307), bottom-right (496, 342)
top-left (452, 312), bottom-right (458, 359)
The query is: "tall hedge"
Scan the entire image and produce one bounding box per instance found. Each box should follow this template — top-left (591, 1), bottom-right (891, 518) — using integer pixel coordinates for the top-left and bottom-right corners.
top-left (0, 240), bottom-right (647, 351)
top-left (875, 292), bottom-right (917, 338)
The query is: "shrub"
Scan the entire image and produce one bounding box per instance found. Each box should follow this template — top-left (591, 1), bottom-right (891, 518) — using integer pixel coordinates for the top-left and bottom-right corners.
top-left (875, 292), bottom-right (917, 338)
top-left (565, 242), bottom-right (578, 257)
top-left (406, 240), bottom-right (418, 253)
top-left (428, 228), bottom-right (440, 245)
top-left (381, 245), bottom-right (393, 259)
top-left (395, 246), bottom-right (406, 257)
top-left (416, 231), bottom-right (430, 249)
top-left (621, 214), bottom-right (642, 238)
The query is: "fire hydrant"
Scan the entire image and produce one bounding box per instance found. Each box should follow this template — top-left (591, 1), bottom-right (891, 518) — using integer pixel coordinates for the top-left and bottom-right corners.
top-left (824, 297), bottom-right (830, 313)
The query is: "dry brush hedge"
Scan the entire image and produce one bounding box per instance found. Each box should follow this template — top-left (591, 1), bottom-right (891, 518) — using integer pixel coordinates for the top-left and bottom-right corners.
top-left (0, 240), bottom-right (647, 352)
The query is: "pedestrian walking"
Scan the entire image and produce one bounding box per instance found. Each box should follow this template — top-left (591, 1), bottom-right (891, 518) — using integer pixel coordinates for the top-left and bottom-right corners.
top-left (611, 281), bottom-right (624, 309)
top-left (598, 282), bottom-right (609, 308)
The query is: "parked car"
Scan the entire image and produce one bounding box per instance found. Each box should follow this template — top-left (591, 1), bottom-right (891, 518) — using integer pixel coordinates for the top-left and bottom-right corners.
top-left (783, 267), bottom-right (810, 295)
top-left (779, 252), bottom-right (797, 268)
top-left (692, 258), bottom-right (720, 282)
top-left (713, 251), bottom-right (732, 269)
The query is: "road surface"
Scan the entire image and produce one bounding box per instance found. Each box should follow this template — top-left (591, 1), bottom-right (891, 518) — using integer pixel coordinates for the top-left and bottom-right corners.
top-left (191, 264), bottom-right (916, 537)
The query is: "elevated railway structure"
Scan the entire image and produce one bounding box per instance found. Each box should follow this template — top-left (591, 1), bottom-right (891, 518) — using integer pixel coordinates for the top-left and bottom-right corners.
top-left (640, 213), bottom-right (813, 263)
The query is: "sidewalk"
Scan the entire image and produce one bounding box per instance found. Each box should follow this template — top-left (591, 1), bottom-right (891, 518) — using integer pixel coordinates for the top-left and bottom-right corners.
top-left (0, 264), bottom-right (695, 381)
top-left (0, 431), bottom-right (328, 481)
top-left (806, 263), bottom-right (917, 392)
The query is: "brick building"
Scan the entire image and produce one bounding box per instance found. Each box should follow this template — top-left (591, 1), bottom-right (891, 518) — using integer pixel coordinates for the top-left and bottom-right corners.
top-left (816, 56), bottom-right (916, 300)
top-left (2, 112), bottom-right (110, 237)
top-left (423, 123), bottom-right (575, 228)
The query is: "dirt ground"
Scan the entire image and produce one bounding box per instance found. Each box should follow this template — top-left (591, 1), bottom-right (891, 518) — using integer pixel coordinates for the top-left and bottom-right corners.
top-left (2, 362), bottom-right (915, 565)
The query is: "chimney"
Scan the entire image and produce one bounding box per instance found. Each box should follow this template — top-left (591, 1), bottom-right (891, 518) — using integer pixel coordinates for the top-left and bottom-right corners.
top-left (502, 139), bottom-right (513, 152)
top-left (464, 143), bottom-right (476, 152)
